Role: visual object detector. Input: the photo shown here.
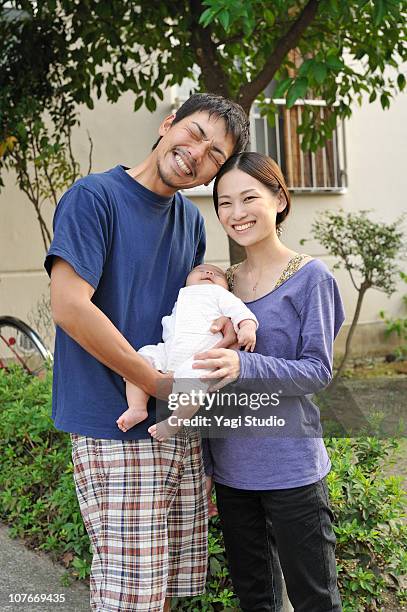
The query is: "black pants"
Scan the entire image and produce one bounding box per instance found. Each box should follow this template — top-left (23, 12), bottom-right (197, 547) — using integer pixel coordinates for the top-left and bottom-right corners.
top-left (215, 478), bottom-right (342, 612)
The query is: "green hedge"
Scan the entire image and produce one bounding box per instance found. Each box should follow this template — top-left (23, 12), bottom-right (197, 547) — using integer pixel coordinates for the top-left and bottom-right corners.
top-left (0, 367), bottom-right (406, 611)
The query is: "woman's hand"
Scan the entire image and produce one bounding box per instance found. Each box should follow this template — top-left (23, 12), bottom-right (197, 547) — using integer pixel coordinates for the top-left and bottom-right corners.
top-left (193, 348), bottom-right (240, 391)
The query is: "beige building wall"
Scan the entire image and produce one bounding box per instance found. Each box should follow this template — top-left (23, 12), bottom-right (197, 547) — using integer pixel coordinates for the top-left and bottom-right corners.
top-left (1, 89), bottom-right (406, 356)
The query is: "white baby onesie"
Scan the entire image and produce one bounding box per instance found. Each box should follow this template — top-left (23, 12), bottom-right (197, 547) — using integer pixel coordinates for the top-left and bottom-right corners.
top-left (139, 284), bottom-right (258, 393)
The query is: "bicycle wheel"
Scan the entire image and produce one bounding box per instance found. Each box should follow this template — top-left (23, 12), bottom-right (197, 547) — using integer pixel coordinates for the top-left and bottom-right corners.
top-left (0, 316), bottom-right (52, 376)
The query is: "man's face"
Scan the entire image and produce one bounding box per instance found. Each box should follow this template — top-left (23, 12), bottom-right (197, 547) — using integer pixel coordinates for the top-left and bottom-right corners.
top-left (154, 111), bottom-right (236, 191)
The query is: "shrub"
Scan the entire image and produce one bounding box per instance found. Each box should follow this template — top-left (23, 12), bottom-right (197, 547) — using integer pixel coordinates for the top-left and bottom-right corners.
top-left (326, 437), bottom-right (406, 611)
top-left (0, 367), bottom-right (92, 577)
top-left (379, 271), bottom-right (407, 358)
top-left (0, 368), bottom-right (405, 609)
top-left (302, 209), bottom-right (405, 383)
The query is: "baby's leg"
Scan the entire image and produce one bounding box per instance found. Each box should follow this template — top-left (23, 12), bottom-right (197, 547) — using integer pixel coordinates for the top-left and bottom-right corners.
top-left (116, 382), bottom-right (149, 432)
top-left (116, 350), bottom-right (167, 433)
top-left (148, 357), bottom-right (213, 441)
top-left (148, 397), bottom-right (201, 441)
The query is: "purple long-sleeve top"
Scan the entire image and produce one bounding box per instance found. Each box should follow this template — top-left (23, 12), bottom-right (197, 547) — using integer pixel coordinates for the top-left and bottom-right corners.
top-left (202, 259), bottom-right (345, 490)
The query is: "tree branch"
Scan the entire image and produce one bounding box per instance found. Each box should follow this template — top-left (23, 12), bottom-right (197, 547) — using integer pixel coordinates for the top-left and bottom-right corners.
top-left (188, 0), bottom-right (231, 98)
top-left (20, 179), bottom-right (52, 252)
top-left (347, 267), bottom-right (360, 292)
top-left (215, 32), bottom-right (245, 47)
top-left (42, 153), bottom-right (59, 208)
top-left (238, 0), bottom-right (320, 112)
top-left (66, 125), bottom-right (79, 183)
top-left (215, 19), bottom-right (264, 48)
top-left (28, 122), bottom-right (41, 207)
top-left (12, 147), bottom-right (52, 251)
top-left (86, 130), bottom-right (93, 175)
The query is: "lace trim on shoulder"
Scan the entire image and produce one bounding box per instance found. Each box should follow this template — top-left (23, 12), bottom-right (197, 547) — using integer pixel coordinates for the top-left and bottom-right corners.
top-left (226, 263), bottom-right (241, 292)
top-left (226, 254), bottom-right (309, 294)
top-left (273, 253), bottom-right (307, 291)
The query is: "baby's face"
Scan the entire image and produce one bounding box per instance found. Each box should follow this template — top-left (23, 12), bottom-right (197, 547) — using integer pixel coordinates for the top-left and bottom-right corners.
top-left (186, 264), bottom-right (229, 290)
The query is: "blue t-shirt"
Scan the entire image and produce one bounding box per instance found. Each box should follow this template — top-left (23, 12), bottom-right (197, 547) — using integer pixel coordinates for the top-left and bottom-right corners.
top-left (45, 165), bottom-right (206, 439)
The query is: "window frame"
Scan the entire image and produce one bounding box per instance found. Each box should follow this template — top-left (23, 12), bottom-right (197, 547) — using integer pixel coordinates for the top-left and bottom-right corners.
top-left (171, 89), bottom-right (348, 197)
top-left (252, 98), bottom-right (348, 195)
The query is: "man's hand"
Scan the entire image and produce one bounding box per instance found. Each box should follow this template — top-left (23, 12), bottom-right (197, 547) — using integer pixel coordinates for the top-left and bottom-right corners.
top-left (210, 316), bottom-right (238, 349)
top-left (152, 372), bottom-right (175, 401)
top-left (206, 476), bottom-right (218, 518)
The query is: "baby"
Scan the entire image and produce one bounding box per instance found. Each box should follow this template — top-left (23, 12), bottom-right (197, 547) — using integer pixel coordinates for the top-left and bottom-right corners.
top-left (116, 264), bottom-right (258, 439)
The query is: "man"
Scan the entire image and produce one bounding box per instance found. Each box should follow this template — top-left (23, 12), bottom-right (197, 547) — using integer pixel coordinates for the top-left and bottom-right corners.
top-left (45, 93), bottom-right (249, 612)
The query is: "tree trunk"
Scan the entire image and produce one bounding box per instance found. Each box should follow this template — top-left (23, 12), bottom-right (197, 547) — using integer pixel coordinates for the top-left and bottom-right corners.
top-left (228, 237), bottom-right (246, 266)
top-left (331, 284), bottom-right (369, 386)
top-left (188, 2), bottom-right (248, 265)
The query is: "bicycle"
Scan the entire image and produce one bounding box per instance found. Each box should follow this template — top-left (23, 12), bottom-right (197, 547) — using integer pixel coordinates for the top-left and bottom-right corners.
top-left (0, 316), bottom-right (52, 377)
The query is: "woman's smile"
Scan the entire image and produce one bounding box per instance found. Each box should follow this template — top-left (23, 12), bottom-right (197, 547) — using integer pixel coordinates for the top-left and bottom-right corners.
top-left (232, 221), bottom-right (256, 233)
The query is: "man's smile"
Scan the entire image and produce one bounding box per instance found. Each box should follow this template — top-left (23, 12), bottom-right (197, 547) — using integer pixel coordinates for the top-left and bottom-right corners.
top-left (173, 151), bottom-right (194, 176)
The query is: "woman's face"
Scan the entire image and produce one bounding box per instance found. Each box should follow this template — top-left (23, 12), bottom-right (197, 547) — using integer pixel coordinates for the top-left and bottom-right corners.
top-left (216, 168), bottom-right (286, 247)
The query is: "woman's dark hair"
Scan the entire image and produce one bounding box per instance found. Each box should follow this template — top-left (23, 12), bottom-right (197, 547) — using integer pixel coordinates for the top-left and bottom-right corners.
top-left (213, 152), bottom-right (291, 232)
top-left (152, 93), bottom-right (250, 154)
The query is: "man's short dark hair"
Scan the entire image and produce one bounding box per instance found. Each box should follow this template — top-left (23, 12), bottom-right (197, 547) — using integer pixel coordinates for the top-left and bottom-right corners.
top-left (152, 93), bottom-right (250, 154)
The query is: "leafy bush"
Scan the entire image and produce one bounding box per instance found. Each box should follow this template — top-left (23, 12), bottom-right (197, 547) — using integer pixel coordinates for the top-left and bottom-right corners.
top-left (172, 527), bottom-right (238, 611)
top-left (302, 209), bottom-right (405, 383)
top-left (0, 368), bottom-right (405, 610)
top-left (326, 437), bottom-right (406, 611)
top-left (0, 367), bottom-right (92, 577)
top-left (380, 270), bottom-right (407, 358)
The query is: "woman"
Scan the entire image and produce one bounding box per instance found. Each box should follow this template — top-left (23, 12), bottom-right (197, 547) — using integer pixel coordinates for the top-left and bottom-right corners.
top-left (194, 152), bottom-right (344, 612)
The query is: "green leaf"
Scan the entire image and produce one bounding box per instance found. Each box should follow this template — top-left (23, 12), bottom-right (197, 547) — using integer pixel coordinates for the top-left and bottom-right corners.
top-left (298, 59), bottom-right (313, 77)
top-left (133, 97), bottom-right (143, 112)
top-left (145, 96), bottom-right (157, 112)
top-left (313, 63), bottom-right (328, 85)
top-left (326, 55), bottom-right (344, 71)
top-left (209, 557), bottom-right (222, 575)
top-left (397, 73), bottom-right (406, 91)
top-left (273, 77), bottom-right (292, 99)
top-left (218, 9), bottom-right (230, 31)
top-left (380, 92), bottom-right (390, 109)
top-left (286, 78), bottom-right (308, 108)
top-left (369, 90), bottom-right (377, 103)
top-left (198, 8), bottom-right (214, 27)
top-left (264, 9), bottom-right (275, 26)
top-left (373, 0), bottom-right (385, 25)
top-left (243, 15), bottom-right (256, 37)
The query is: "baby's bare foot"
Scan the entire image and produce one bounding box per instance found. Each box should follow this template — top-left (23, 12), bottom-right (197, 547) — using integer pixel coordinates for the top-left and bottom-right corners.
top-left (148, 418), bottom-right (181, 442)
top-left (116, 407), bottom-right (148, 432)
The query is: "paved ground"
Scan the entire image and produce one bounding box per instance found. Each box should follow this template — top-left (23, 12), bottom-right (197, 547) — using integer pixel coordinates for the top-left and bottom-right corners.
top-left (0, 524), bottom-right (90, 612)
top-left (0, 522), bottom-right (294, 612)
top-left (317, 376), bottom-right (407, 439)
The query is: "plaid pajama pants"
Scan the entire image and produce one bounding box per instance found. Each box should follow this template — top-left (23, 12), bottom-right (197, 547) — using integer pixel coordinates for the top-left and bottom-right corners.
top-left (70, 429), bottom-right (208, 611)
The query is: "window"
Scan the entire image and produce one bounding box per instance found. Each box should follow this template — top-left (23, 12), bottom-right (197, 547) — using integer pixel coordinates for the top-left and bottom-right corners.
top-left (251, 99), bottom-right (347, 193)
top-left (172, 80), bottom-right (347, 196)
